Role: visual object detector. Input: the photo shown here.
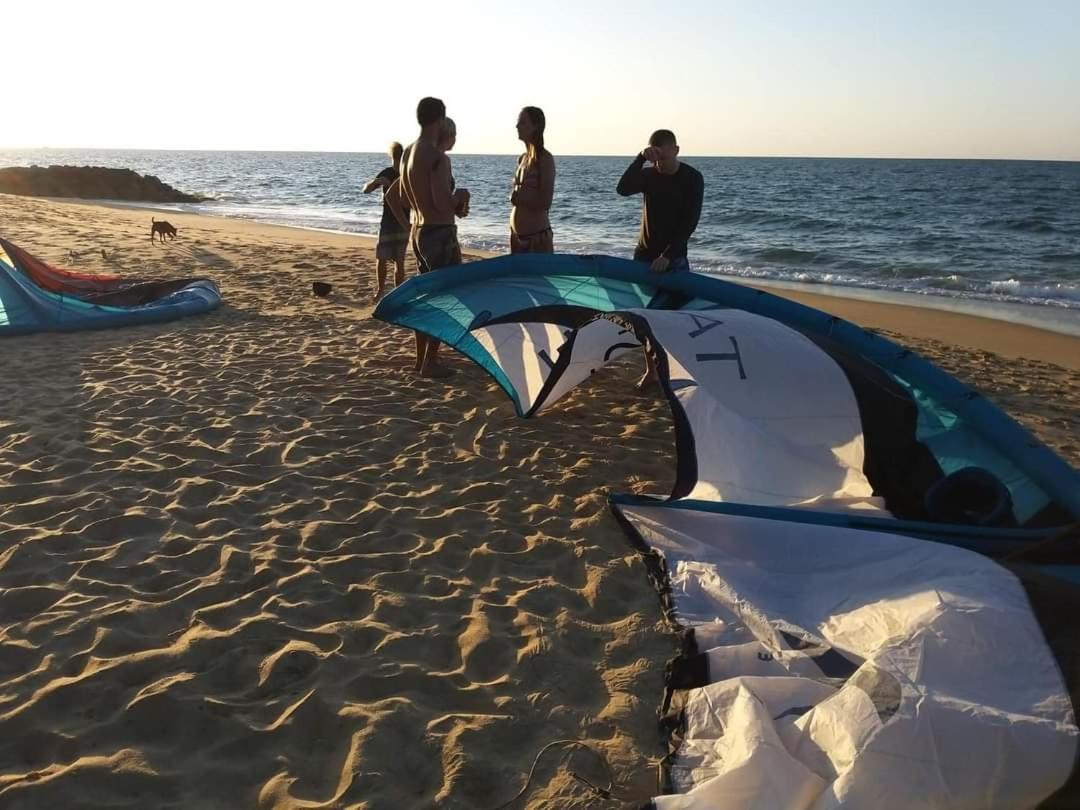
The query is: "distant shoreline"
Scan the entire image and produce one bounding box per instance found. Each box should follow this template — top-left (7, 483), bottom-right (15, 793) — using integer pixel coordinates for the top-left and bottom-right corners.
top-left (719, 275), bottom-right (1080, 339)
top-left (14, 195), bottom-right (1080, 369)
top-left (40, 194), bottom-right (1080, 341)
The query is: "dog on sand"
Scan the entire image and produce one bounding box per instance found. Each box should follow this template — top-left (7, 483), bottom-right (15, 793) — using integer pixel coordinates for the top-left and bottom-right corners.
top-left (151, 218), bottom-right (178, 243)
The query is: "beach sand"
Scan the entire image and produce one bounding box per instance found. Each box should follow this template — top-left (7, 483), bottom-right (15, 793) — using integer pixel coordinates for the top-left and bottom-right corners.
top-left (1, 194), bottom-right (1077, 809)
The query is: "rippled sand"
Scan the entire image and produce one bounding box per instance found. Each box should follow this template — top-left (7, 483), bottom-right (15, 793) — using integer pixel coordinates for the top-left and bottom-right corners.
top-left (1, 195), bottom-right (1076, 808)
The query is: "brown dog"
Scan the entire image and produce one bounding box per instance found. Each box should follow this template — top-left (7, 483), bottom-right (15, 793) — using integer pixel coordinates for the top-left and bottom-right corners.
top-left (151, 217), bottom-right (178, 243)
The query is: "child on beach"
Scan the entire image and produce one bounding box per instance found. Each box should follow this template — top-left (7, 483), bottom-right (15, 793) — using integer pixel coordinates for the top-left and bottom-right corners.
top-left (363, 142), bottom-right (410, 302)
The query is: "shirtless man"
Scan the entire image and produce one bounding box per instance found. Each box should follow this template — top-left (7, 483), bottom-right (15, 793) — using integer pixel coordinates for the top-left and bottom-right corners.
top-left (385, 97), bottom-right (470, 378)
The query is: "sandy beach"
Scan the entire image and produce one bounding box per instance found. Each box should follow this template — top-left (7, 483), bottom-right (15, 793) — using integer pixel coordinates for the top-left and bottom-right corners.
top-left (1, 193), bottom-right (1078, 809)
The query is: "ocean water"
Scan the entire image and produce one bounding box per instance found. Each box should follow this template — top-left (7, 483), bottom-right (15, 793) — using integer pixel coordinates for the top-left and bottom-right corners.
top-left (3, 148), bottom-right (1079, 318)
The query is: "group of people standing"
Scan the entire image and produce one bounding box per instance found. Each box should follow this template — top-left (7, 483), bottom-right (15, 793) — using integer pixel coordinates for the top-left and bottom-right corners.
top-left (364, 96), bottom-right (705, 379)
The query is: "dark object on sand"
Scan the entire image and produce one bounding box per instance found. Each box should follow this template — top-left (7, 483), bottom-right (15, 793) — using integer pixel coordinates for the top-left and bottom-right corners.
top-left (312, 282), bottom-right (333, 297)
top-left (924, 466), bottom-right (1016, 527)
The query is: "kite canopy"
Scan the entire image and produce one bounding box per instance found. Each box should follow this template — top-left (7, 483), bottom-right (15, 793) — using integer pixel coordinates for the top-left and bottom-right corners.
top-left (374, 254), bottom-right (1080, 530)
top-left (377, 254), bottom-right (1080, 808)
top-left (0, 237), bottom-right (220, 336)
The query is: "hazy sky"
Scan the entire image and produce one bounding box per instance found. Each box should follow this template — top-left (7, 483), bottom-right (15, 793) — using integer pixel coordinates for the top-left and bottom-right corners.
top-left (5, 0), bottom-right (1078, 159)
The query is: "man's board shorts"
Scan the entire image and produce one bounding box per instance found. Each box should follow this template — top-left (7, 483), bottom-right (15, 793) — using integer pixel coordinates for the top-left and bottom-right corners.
top-left (412, 224), bottom-right (462, 274)
top-left (376, 226), bottom-right (409, 260)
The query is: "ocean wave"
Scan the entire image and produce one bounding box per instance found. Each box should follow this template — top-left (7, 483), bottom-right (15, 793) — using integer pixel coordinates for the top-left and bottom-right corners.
top-left (716, 209), bottom-right (844, 232)
top-left (752, 247), bottom-right (829, 265)
top-left (693, 260), bottom-right (1080, 310)
top-left (983, 215), bottom-right (1059, 233)
top-left (988, 279), bottom-right (1080, 305)
top-left (1039, 251), bottom-right (1080, 263)
top-left (886, 262), bottom-right (951, 280)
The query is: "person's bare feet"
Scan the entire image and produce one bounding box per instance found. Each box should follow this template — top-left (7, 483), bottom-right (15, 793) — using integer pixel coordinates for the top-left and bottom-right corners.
top-left (373, 287), bottom-right (387, 303)
top-left (420, 363), bottom-right (456, 379)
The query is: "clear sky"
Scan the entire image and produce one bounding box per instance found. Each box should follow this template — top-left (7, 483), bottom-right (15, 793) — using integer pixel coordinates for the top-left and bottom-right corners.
top-left (5, 0), bottom-right (1078, 159)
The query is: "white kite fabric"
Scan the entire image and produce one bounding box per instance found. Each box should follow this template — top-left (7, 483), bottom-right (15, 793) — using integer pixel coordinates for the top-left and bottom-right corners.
top-left (469, 318), bottom-right (638, 416)
top-left (619, 504), bottom-right (1078, 810)
top-left (531, 308), bottom-right (885, 511)
top-left (482, 307), bottom-right (1078, 807)
top-left (376, 262), bottom-right (1080, 808)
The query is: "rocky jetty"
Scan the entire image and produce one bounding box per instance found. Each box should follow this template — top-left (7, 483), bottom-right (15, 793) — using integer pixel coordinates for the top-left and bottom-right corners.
top-left (0, 165), bottom-right (206, 203)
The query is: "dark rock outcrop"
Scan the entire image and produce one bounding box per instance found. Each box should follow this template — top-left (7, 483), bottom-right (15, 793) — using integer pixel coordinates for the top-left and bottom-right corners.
top-left (0, 165), bottom-right (206, 203)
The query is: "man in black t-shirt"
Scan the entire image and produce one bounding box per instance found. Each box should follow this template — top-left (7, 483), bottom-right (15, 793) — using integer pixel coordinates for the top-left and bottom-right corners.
top-left (363, 141), bottom-right (410, 301)
top-left (617, 129), bottom-right (705, 388)
top-left (617, 128), bottom-right (704, 274)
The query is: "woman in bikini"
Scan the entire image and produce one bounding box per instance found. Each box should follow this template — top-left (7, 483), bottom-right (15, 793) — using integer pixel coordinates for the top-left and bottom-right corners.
top-left (509, 106), bottom-right (555, 253)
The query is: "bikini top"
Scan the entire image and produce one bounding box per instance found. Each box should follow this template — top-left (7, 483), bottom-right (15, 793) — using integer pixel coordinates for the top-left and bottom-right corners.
top-left (513, 153), bottom-right (542, 192)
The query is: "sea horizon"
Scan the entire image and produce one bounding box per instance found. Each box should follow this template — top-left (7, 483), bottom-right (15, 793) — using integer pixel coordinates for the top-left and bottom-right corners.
top-left (10, 146), bottom-right (1080, 163)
